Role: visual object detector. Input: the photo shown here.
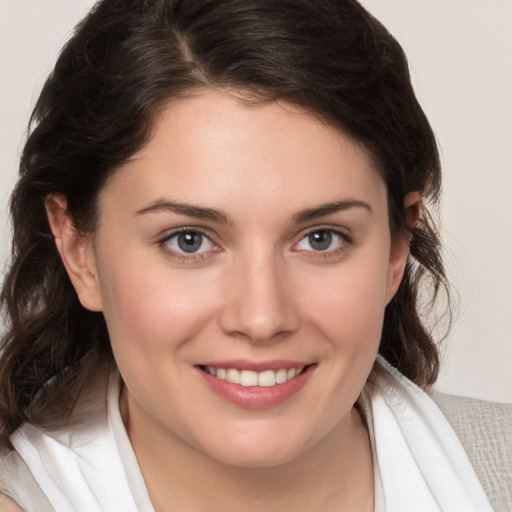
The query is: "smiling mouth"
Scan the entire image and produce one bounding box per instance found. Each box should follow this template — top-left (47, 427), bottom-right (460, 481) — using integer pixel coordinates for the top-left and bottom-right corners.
top-left (198, 365), bottom-right (308, 388)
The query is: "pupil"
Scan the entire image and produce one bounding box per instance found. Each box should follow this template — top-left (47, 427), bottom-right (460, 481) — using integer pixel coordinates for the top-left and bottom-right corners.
top-left (177, 232), bottom-right (202, 253)
top-left (309, 230), bottom-right (332, 251)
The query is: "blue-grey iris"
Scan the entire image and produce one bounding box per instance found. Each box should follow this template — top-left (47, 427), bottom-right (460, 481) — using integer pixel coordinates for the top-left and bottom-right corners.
top-left (309, 230), bottom-right (332, 251)
top-left (177, 232), bottom-right (203, 253)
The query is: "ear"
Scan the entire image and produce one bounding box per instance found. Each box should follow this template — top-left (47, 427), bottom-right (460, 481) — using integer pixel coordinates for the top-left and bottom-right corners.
top-left (45, 194), bottom-right (103, 312)
top-left (385, 191), bottom-right (421, 304)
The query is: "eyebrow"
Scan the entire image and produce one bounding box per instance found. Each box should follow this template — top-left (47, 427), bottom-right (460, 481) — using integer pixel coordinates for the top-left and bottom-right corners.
top-left (136, 200), bottom-right (230, 224)
top-left (291, 199), bottom-right (372, 223)
top-left (135, 198), bottom-right (372, 225)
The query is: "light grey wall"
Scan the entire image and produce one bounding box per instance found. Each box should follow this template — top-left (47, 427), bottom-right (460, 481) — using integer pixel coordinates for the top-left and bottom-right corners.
top-left (359, 0), bottom-right (512, 403)
top-left (1, 0), bottom-right (511, 403)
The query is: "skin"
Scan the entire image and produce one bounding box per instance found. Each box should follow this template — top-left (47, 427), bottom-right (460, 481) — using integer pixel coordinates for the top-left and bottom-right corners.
top-left (47, 89), bottom-right (416, 511)
top-left (0, 495), bottom-right (22, 512)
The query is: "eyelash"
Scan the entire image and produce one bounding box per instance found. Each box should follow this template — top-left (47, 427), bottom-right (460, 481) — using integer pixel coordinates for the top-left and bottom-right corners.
top-left (158, 227), bottom-right (219, 261)
top-left (157, 226), bottom-right (352, 262)
top-left (292, 226), bottom-right (352, 258)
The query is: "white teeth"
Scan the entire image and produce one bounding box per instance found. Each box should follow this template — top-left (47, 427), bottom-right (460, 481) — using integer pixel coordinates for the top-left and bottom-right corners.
top-left (226, 368), bottom-right (240, 384)
top-left (275, 368), bottom-right (288, 384)
top-left (240, 370), bottom-right (258, 387)
top-left (258, 370), bottom-right (276, 387)
top-left (205, 366), bottom-right (305, 387)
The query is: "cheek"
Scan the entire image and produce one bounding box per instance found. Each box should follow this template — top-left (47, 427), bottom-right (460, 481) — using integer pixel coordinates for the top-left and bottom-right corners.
top-left (303, 258), bottom-right (390, 344)
top-left (98, 255), bottom-right (220, 357)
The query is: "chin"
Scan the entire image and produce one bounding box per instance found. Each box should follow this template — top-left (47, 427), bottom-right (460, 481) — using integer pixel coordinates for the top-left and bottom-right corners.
top-left (207, 445), bottom-right (303, 469)
top-left (193, 423), bottom-right (320, 469)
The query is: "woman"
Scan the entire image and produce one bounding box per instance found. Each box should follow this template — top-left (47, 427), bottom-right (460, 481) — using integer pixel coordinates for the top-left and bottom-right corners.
top-left (0, 0), bottom-right (509, 510)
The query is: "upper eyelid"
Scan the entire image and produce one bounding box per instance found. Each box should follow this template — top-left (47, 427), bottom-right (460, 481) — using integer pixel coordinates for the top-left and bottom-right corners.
top-left (297, 225), bottom-right (351, 241)
top-left (291, 227), bottom-right (351, 254)
top-left (157, 228), bottom-right (219, 260)
top-left (155, 225), bottom-right (351, 250)
top-left (158, 226), bottom-right (213, 242)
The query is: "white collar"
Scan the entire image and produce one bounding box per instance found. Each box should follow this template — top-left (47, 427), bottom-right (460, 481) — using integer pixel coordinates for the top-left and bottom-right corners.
top-left (10, 358), bottom-right (493, 511)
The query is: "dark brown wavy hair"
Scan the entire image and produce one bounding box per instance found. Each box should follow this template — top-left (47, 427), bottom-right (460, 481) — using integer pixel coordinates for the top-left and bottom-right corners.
top-left (0, 0), bottom-right (449, 446)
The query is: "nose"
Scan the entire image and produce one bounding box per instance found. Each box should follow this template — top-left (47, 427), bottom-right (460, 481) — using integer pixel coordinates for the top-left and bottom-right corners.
top-left (218, 251), bottom-right (300, 343)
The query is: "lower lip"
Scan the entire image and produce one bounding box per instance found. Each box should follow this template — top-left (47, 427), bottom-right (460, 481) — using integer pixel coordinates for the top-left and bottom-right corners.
top-left (196, 365), bottom-right (316, 409)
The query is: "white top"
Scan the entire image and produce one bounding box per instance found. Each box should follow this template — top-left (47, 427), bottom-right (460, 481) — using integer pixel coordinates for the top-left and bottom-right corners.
top-left (9, 356), bottom-right (494, 511)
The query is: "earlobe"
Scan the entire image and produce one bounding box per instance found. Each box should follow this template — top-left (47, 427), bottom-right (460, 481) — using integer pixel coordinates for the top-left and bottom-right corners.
top-left (45, 194), bottom-right (103, 312)
top-left (385, 191), bottom-right (421, 304)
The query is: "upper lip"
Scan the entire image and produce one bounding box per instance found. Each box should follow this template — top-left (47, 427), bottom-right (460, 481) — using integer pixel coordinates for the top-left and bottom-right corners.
top-left (197, 359), bottom-right (313, 372)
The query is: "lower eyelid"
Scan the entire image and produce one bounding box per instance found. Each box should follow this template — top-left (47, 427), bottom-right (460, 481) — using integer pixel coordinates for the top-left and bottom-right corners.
top-left (156, 227), bottom-right (351, 259)
top-left (171, 234), bottom-right (213, 252)
top-left (158, 228), bottom-right (218, 256)
top-left (294, 228), bottom-right (349, 251)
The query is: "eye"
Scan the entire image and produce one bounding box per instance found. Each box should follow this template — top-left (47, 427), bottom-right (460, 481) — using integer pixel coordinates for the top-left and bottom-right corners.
top-left (294, 229), bottom-right (347, 253)
top-left (163, 230), bottom-right (215, 255)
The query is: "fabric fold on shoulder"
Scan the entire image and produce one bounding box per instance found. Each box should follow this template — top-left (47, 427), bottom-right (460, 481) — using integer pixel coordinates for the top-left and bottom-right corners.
top-left (368, 356), bottom-right (494, 511)
top-left (9, 375), bottom-right (140, 512)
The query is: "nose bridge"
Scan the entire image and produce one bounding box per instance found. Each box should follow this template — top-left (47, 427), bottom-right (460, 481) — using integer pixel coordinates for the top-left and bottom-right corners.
top-left (220, 245), bottom-right (297, 342)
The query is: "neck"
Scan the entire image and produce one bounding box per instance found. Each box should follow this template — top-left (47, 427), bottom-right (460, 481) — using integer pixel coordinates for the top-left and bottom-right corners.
top-left (121, 391), bottom-right (374, 512)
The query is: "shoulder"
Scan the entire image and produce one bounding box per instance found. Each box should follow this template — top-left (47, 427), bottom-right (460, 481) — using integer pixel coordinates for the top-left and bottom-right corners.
top-left (0, 493), bottom-right (24, 512)
top-left (0, 448), bottom-right (54, 512)
top-left (430, 390), bottom-right (512, 510)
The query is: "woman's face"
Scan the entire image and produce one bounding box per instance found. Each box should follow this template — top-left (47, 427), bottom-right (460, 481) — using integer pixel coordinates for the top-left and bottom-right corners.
top-left (75, 89), bottom-right (408, 467)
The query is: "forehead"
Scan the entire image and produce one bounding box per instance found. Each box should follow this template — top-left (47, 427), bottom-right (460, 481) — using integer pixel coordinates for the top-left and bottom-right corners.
top-left (99, 89), bottom-right (387, 221)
